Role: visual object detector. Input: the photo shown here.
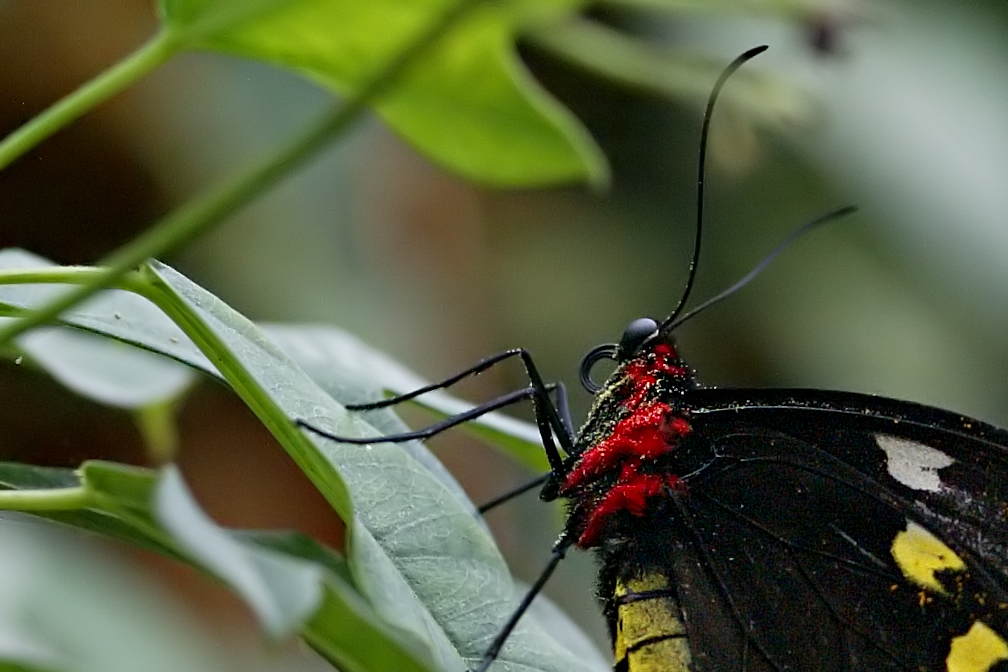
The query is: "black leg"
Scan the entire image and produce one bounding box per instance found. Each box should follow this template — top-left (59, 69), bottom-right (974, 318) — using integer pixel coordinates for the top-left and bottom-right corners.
top-left (347, 348), bottom-right (575, 455)
top-left (477, 472), bottom-right (552, 514)
top-left (298, 348), bottom-right (577, 474)
top-left (345, 349), bottom-right (533, 410)
top-left (472, 536), bottom-right (573, 672)
top-left (298, 386), bottom-right (541, 444)
top-left (553, 380), bottom-right (574, 439)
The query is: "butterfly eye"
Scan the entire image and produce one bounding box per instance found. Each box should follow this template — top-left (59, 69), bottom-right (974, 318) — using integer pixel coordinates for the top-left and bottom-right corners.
top-left (579, 318), bottom-right (660, 393)
top-left (617, 317), bottom-right (660, 360)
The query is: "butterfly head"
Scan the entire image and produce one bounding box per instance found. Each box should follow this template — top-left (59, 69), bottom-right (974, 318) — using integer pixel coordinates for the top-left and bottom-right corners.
top-left (551, 317), bottom-right (696, 548)
top-left (579, 316), bottom-right (680, 393)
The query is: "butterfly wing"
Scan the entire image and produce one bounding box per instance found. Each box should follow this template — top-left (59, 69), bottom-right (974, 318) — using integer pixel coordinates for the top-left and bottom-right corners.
top-left (653, 388), bottom-right (1008, 672)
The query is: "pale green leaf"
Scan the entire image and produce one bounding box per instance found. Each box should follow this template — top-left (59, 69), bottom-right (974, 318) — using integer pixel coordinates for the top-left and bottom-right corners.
top-left (157, 0), bottom-right (607, 186)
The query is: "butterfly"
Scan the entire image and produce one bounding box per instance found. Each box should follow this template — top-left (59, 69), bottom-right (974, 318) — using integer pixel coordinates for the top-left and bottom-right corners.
top-left (556, 328), bottom-right (1008, 672)
top-left (299, 46), bottom-right (1008, 672)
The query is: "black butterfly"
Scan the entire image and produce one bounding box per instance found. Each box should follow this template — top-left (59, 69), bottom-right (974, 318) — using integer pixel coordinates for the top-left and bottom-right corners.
top-left (299, 46), bottom-right (1008, 672)
top-left (563, 329), bottom-right (1008, 672)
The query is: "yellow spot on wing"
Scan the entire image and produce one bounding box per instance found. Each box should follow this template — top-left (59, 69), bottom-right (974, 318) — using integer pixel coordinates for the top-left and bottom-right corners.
top-left (891, 522), bottom-right (965, 594)
top-left (947, 621), bottom-right (1008, 672)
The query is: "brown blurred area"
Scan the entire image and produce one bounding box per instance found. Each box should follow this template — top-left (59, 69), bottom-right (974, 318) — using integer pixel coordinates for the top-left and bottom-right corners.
top-left (0, 1), bottom-right (161, 261)
top-left (0, 0), bottom-right (576, 646)
top-left (0, 0), bottom-right (344, 643)
top-left (0, 0), bottom-right (636, 647)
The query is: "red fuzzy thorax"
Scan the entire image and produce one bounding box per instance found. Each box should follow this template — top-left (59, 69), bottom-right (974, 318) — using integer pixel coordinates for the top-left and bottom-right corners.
top-left (562, 342), bottom-right (694, 548)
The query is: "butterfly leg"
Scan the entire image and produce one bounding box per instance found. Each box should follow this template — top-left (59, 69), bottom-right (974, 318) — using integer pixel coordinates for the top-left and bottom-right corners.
top-left (472, 535), bottom-right (575, 672)
top-left (297, 348), bottom-right (576, 474)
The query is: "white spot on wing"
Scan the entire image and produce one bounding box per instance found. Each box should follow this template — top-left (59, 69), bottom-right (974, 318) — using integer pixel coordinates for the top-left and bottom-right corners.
top-left (875, 435), bottom-right (954, 492)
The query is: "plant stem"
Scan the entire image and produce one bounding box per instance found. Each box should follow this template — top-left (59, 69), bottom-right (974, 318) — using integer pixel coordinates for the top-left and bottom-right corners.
top-left (0, 0), bottom-right (482, 347)
top-left (0, 486), bottom-right (92, 512)
top-left (0, 267), bottom-right (124, 287)
top-left (0, 31), bottom-right (179, 172)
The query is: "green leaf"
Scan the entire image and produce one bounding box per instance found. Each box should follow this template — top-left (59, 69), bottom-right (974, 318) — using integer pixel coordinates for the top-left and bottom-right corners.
top-left (0, 249), bottom-right (547, 486)
top-left (0, 250), bottom-right (207, 401)
top-left (262, 323), bottom-right (551, 474)
top-left (141, 259), bottom-right (603, 672)
top-left (158, 0), bottom-right (607, 187)
top-left (0, 512), bottom-right (343, 672)
top-left (0, 462), bottom-right (181, 561)
top-left (155, 467), bottom-right (324, 638)
top-left (0, 251), bottom-right (600, 670)
top-left (0, 514), bottom-right (217, 672)
top-left (0, 463), bottom-right (79, 491)
top-left (11, 326), bottom-right (195, 409)
top-left (600, 0), bottom-right (846, 21)
top-left (0, 462), bottom-right (441, 672)
top-left (260, 323), bottom-right (495, 502)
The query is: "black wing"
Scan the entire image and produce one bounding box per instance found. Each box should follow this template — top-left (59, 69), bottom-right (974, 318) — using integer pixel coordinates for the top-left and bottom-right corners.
top-left (665, 387), bottom-right (1008, 672)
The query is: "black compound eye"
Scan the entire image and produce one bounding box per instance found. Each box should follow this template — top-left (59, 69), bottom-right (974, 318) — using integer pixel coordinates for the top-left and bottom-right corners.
top-left (617, 318), bottom-right (659, 360)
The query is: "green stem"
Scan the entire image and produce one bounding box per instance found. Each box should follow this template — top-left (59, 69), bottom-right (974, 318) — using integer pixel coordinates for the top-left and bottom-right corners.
top-left (0, 0), bottom-right (482, 348)
top-left (0, 266), bottom-right (133, 288)
top-left (0, 486), bottom-right (92, 512)
top-left (0, 31), bottom-right (179, 171)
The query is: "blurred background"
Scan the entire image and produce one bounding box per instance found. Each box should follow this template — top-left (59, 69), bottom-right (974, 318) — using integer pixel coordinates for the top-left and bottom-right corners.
top-left (0, 0), bottom-right (1006, 663)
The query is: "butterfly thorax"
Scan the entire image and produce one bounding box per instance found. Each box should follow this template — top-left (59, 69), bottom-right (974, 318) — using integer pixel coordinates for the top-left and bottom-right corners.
top-left (560, 339), bottom-right (698, 549)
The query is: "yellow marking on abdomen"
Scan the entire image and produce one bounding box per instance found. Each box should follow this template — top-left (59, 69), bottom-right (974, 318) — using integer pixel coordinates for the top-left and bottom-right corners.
top-left (614, 574), bottom-right (691, 672)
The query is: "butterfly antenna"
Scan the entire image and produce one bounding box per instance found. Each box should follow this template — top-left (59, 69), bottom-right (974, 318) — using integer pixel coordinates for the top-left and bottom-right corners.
top-left (667, 204), bottom-right (856, 330)
top-left (659, 45), bottom-right (768, 332)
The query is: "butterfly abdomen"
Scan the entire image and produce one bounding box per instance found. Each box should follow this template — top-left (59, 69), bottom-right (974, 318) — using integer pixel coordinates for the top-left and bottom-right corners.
top-left (596, 505), bottom-right (699, 672)
top-left (610, 572), bottom-right (692, 672)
